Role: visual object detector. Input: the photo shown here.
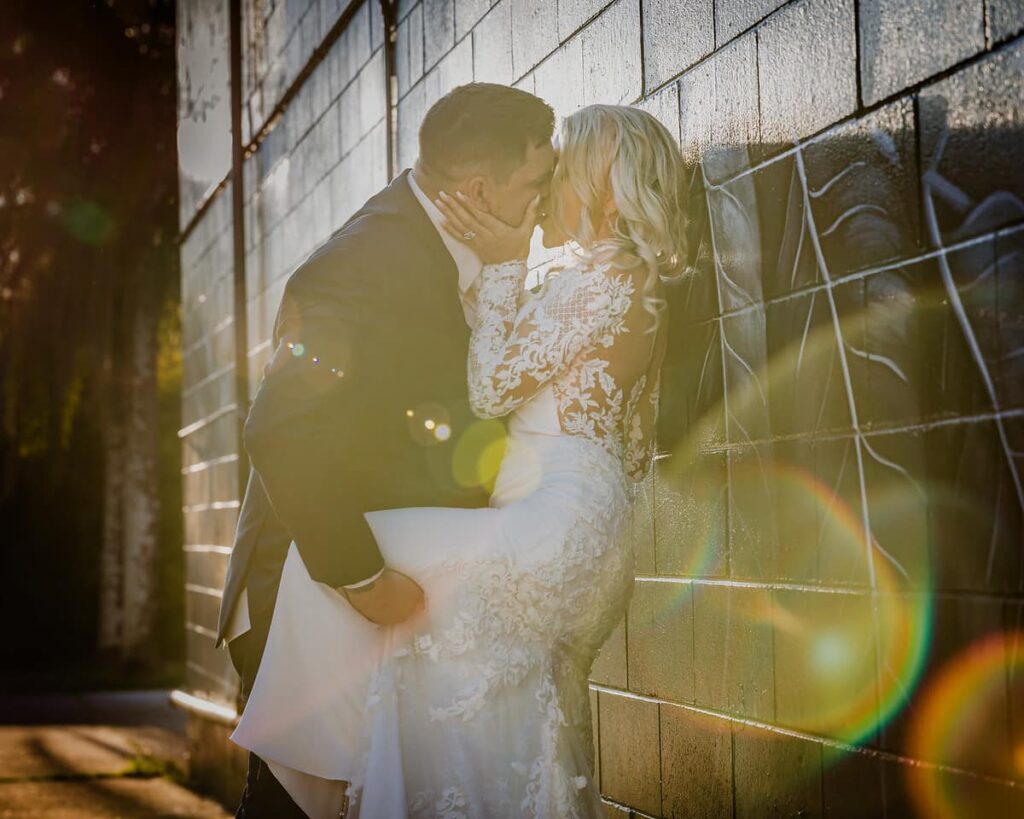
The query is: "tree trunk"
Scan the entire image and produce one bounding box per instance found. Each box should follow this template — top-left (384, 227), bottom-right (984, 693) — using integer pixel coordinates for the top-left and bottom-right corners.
top-left (119, 269), bottom-right (162, 664)
top-left (98, 259), bottom-right (127, 655)
top-left (97, 416), bottom-right (124, 652)
top-left (98, 260), bottom-right (164, 666)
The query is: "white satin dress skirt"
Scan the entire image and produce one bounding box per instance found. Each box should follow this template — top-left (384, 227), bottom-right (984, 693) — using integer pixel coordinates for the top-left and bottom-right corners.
top-left (230, 390), bottom-right (636, 819)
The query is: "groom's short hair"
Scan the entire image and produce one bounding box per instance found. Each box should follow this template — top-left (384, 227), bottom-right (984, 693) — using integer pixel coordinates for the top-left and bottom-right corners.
top-left (419, 83), bottom-right (555, 183)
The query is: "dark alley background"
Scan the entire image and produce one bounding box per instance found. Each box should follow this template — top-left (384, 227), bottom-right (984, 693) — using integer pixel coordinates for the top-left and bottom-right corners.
top-left (0, 0), bottom-right (183, 688)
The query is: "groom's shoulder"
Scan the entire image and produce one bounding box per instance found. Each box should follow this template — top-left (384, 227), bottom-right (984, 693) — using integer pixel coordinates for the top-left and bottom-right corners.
top-left (290, 177), bottom-right (422, 283)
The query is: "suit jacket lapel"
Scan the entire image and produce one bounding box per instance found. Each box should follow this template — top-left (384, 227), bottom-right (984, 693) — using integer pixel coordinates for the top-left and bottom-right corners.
top-left (390, 169), bottom-right (461, 295)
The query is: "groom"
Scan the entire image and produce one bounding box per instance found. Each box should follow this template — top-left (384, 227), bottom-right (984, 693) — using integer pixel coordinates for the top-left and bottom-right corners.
top-left (215, 82), bottom-right (555, 817)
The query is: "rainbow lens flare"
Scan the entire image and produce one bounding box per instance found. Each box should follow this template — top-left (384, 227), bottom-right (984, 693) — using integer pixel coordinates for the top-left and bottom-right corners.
top-left (906, 630), bottom-right (1024, 818)
top-left (655, 451), bottom-right (934, 748)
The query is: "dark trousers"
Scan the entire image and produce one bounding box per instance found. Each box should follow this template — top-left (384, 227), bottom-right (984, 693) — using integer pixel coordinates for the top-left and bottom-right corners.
top-left (235, 752), bottom-right (309, 818)
top-left (229, 629), bottom-right (309, 819)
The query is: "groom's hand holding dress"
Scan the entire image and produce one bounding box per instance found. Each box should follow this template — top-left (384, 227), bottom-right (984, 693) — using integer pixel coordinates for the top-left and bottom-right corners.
top-left (242, 239), bottom-right (429, 628)
top-left (338, 567), bottom-right (425, 625)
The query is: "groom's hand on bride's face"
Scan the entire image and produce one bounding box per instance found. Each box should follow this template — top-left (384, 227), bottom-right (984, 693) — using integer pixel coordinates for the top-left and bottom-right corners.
top-left (339, 568), bottom-right (426, 626)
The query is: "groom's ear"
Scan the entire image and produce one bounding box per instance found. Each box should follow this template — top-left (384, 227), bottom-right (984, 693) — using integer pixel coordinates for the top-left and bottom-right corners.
top-left (463, 176), bottom-right (490, 212)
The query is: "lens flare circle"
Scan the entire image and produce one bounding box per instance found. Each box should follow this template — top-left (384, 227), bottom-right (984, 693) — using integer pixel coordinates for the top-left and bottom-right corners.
top-left (907, 630), bottom-right (1024, 819)
top-left (656, 455), bottom-right (932, 748)
top-left (450, 419), bottom-right (507, 492)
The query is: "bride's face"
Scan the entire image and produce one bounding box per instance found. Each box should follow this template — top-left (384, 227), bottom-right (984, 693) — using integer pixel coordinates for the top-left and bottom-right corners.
top-left (539, 137), bottom-right (578, 248)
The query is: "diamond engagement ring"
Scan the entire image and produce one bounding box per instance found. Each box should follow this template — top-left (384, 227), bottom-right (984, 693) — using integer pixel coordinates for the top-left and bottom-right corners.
top-left (463, 230), bottom-right (476, 241)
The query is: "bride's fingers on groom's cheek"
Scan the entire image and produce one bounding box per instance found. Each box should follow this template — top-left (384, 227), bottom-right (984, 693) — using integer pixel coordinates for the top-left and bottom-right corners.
top-left (437, 202), bottom-right (466, 233)
top-left (444, 217), bottom-right (469, 239)
top-left (455, 194), bottom-right (501, 233)
top-left (443, 191), bottom-right (480, 228)
top-left (453, 191), bottom-right (481, 217)
top-left (442, 221), bottom-right (475, 246)
top-left (436, 196), bottom-right (467, 229)
top-left (437, 191), bottom-right (459, 213)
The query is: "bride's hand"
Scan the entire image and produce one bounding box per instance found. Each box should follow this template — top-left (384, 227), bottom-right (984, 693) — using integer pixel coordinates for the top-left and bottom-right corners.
top-left (436, 191), bottom-right (540, 264)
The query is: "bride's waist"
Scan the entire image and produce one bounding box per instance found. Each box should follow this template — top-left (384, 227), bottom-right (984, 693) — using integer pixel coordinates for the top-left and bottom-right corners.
top-left (491, 430), bottom-right (624, 506)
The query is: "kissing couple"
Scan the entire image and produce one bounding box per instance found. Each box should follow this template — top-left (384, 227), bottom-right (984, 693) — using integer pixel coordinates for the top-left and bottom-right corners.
top-left (216, 82), bottom-right (688, 818)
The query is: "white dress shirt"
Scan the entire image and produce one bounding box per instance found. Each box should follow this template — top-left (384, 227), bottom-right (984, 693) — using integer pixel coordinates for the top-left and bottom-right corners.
top-left (222, 172), bottom-right (483, 644)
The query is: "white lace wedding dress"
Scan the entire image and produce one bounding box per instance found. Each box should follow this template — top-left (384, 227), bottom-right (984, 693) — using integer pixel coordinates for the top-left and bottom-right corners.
top-left (231, 255), bottom-right (666, 818)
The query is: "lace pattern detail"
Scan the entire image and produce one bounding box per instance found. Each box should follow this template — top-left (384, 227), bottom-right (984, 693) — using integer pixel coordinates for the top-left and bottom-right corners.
top-left (347, 443), bottom-right (635, 818)
top-left (468, 258), bottom-right (663, 482)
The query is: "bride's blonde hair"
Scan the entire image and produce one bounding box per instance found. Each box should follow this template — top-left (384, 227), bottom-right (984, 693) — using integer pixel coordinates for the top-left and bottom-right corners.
top-left (551, 104), bottom-right (689, 282)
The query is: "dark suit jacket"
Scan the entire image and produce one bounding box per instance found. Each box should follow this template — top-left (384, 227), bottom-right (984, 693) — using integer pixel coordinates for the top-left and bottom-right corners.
top-left (215, 170), bottom-right (493, 655)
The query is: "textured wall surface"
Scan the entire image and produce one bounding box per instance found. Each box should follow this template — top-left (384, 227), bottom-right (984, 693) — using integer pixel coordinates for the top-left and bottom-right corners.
top-left (176, 0), bottom-right (1024, 814)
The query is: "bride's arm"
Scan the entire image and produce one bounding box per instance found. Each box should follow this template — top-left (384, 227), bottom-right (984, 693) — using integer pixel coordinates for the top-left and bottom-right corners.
top-left (467, 261), bottom-right (632, 418)
top-left (466, 260), bottom-right (528, 416)
top-left (434, 190), bottom-right (632, 418)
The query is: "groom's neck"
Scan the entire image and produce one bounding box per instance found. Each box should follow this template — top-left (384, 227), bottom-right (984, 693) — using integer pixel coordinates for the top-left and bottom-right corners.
top-left (412, 162), bottom-right (455, 202)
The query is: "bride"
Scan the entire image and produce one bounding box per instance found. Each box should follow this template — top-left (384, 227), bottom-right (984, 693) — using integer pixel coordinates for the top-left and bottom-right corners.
top-left (230, 103), bottom-right (688, 818)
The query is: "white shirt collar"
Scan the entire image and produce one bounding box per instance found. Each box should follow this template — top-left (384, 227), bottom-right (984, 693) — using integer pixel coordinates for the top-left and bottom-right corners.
top-left (407, 170), bottom-right (482, 297)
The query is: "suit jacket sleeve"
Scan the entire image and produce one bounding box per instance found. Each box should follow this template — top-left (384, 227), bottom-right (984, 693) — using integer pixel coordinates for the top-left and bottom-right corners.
top-left (242, 245), bottom-right (390, 588)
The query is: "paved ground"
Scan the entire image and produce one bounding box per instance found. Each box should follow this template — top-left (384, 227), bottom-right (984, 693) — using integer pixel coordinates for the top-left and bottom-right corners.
top-left (0, 690), bottom-right (230, 818)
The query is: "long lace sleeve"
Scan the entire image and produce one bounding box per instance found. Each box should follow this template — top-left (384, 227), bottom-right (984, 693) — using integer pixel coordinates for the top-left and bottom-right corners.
top-left (468, 260), bottom-right (634, 419)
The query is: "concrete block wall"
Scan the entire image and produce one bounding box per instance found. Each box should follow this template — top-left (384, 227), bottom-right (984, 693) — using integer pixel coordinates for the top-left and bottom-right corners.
top-left (240, 0), bottom-right (389, 385)
top-left (177, 0), bottom-right (1024, 813)
top-left (176, 2), bottom-right (246, 799)
top-left (179, 181), bottom-right (239, 706)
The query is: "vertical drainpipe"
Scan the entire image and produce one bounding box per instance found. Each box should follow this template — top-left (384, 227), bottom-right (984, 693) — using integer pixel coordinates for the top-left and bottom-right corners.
top-left (229, 0), bottom-right (250, 494)
top-left (380, 0), bottom-right (398, 181)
